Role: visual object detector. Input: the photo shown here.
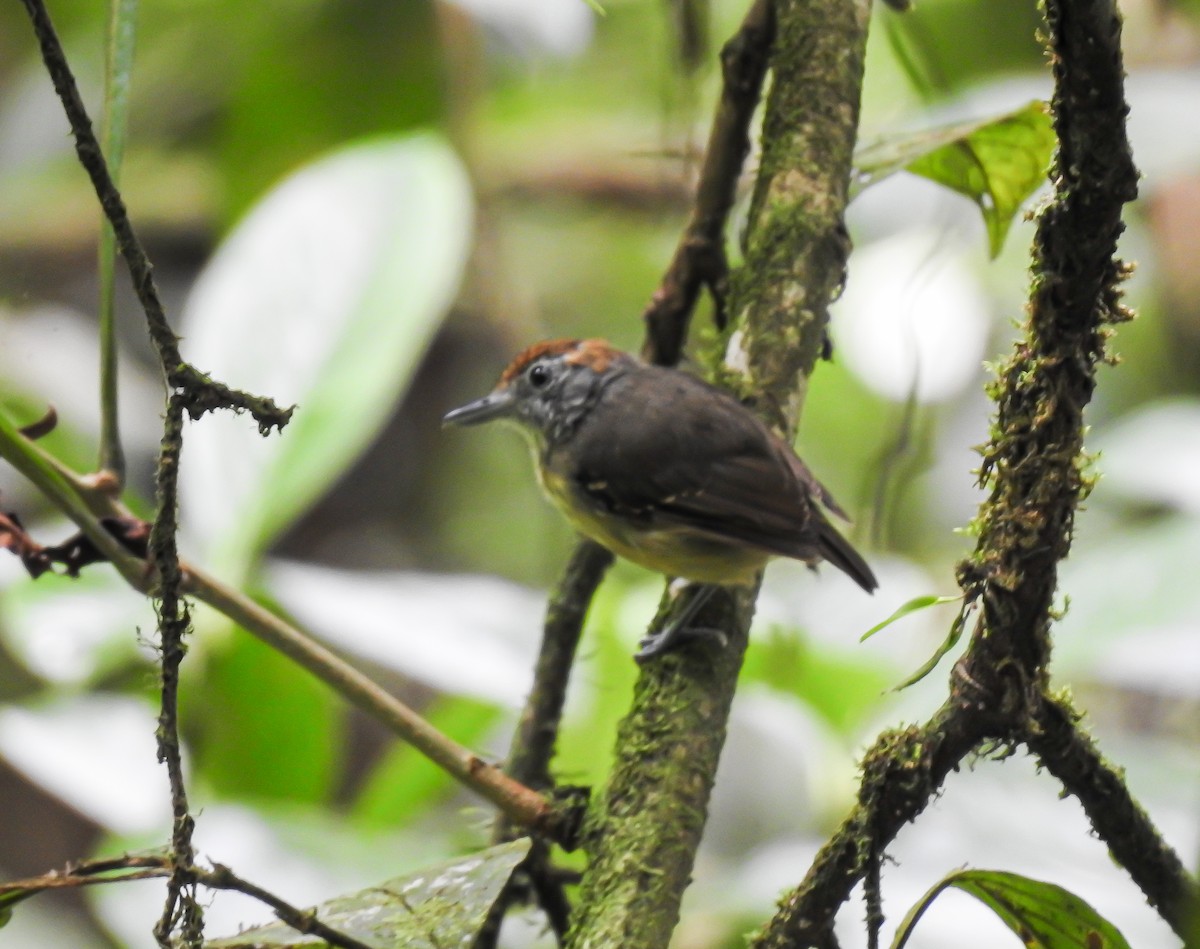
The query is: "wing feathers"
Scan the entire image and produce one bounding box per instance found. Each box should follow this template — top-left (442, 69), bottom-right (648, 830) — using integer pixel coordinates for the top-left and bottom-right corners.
top-left (564, 366), bottom-right (875, 589)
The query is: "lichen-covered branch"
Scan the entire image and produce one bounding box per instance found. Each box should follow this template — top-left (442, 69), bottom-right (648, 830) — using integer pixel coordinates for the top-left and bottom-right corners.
top-left (565, 0), bottom-right (871, 945)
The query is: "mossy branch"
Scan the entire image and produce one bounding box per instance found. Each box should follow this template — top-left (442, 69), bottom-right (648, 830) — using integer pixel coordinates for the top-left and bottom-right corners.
top-left (751, 0), bottom-right (1197, 944)
top-left (565, 1), bottom-right (872, 946)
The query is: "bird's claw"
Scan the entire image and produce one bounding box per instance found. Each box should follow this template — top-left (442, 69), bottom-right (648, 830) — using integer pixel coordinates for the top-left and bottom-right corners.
top-left (635, 625), bottom-right (729, 662)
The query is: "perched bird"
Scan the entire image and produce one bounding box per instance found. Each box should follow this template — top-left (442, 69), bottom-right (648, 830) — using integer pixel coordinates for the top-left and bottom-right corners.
top-left (443, 338), bottom-right (876, 659)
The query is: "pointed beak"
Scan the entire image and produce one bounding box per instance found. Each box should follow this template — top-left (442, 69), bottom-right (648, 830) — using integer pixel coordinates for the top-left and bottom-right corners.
top-left (442, 389), bottom-right (516, 427)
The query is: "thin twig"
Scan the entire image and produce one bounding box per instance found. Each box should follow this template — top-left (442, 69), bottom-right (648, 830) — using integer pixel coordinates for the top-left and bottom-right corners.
top-left (16, 4), bottom-right (291, 941)
top-left (476, 540), bottom-right (613, 948)
top-left (151, 394), bottom-right (200, 947)
top-left (196, 864), bottom-right (375, 949)
top-left (96, 0), bottom-right (138, 483)
top-left (1, 854), bottom-right (375, 949)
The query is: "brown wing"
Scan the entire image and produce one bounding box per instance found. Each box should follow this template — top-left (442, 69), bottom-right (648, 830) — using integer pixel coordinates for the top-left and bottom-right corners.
top-left (565, 366), bottom-right (876, 590)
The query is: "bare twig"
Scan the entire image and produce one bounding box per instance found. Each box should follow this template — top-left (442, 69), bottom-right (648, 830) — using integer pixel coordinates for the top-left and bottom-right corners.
top-left (0, 854), bottom-right (375, 949)
top-left (196, 864), bottom-right (375, 949)
top-left (15, 3), bottom-right (292, 942)
top-left (476, 541), bottom-right (613, 948)
top-left (150, 395), bottom-right (201, 947)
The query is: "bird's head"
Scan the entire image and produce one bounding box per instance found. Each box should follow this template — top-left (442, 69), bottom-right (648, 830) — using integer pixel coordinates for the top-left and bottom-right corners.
top-left (443, 338), bottom-right (634, 447)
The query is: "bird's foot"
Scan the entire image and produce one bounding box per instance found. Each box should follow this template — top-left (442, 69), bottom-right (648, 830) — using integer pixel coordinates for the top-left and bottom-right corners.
top-left (634, 584), bottom-right (726, 662)
top-left (636, 624), bottom-right (728, 662)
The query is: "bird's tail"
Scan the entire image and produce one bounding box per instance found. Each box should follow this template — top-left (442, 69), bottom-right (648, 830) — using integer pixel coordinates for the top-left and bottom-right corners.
top-left (817, 520), bottom-right (878, 593)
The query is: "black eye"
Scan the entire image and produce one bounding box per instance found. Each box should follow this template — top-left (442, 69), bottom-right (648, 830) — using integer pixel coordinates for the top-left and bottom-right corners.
top-left (528, 363), bottom-right (551, 388)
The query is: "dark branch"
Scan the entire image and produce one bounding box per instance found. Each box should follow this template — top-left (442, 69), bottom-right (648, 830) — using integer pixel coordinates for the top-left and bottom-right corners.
top-left (641, 0), bottom-right (775, 367)
top-left (197, 864), bottom-right (375, 949)
top-left (477, 540), bottom-right (613, 948)
top-left (752, 0), bottom-right (1198, 942)
top-left (151, 394), bottom-right (201, 948)
top-left (1026, 694), bottom-right (1194, 932)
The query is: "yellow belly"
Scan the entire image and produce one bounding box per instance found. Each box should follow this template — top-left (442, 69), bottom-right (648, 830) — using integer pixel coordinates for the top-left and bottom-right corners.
top-left (537, 465), bottom-right (765, 586)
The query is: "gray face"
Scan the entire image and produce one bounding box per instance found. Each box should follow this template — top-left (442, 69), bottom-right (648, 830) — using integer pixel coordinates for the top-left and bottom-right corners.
top-left (443, 354), bottom-right (620, 448)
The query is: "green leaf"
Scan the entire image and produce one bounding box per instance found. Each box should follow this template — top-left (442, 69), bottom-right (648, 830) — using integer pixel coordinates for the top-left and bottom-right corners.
top-left (854, 101), bottom-right (1055, 257)
top-left (892, 868), bottom-right (1132, 949)
top-left (188, 616), bottom-right (343, 803)
top-left (205, 839), bottom-right (533, 948)
top-left (743, 629), bottom-right (895, 736)
top-left (889, 597), bottom-right (974, 691)
top-left (860, 594), bottom-right (963, 642)
top-left (352, 695), bottom-right (503, 828)
top-left (179, 133), bottom-right (473, 577)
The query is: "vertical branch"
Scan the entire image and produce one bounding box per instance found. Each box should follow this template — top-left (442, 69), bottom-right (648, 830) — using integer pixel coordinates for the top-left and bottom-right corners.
top-left (476, 540), bottom-right (613, 947)
top-left (16, 4), bottom-right (287, 945)
top-left (566, 0), bottom-right (871, 945)
top-left (727, 0), bottom-right (870, 433)
top-left (151, 395), bottom-right (202, 947)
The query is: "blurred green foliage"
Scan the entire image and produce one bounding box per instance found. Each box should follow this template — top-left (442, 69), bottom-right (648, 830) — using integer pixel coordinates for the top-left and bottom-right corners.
top-left (0, 0), bottom-right (1198, 946)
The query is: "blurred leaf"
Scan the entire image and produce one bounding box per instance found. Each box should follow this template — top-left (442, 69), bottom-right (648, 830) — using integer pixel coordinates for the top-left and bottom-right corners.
top-left (854, 101), bottom-right (1054, 256)
top-left (0, 694), bottom-right (169, 834)
top-left (0, 567), bottom-right (154, 686)
top-left (180, 133), bottom-right (472, 576)
top-left (265, 562), bottom-right (543, 706)
top-left (206, 838), bottom-right (533, 949)
top-left (97, 0), bottom-right (139, 477)
top-left (217, 3), bottom-right (444, 216)
top-left (878, 0), bottom-right (1044, 95)
top-left (1093, 399), bottom-right (1200, 514)
top-left (353, 695), bottom-right (503, 829)
top-left (1054, 514), bottom-right (1200, 686)
top-left (743, 630), bottom-right (894, 736)
top-left (892, 868), bottom-right (1132, 949)
top-left (188, 617), bottom-right (342, 804)
top-left (861, 594), bottom-right (962, 642)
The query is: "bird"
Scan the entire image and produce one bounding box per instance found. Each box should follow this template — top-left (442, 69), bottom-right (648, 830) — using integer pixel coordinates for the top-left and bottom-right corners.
top-left (443, 338), bottom-right (877, 660)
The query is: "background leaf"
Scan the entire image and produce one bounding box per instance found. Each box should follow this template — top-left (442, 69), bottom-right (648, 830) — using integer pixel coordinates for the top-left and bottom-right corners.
top-left (205, 839), bottom-right (533, 949)
top-left (179, 133), bottom-right (473, 576)
top-left (892, 868), bottom-right (1133, 949)
top-left (854, 101), bottom-right (1055, 256)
